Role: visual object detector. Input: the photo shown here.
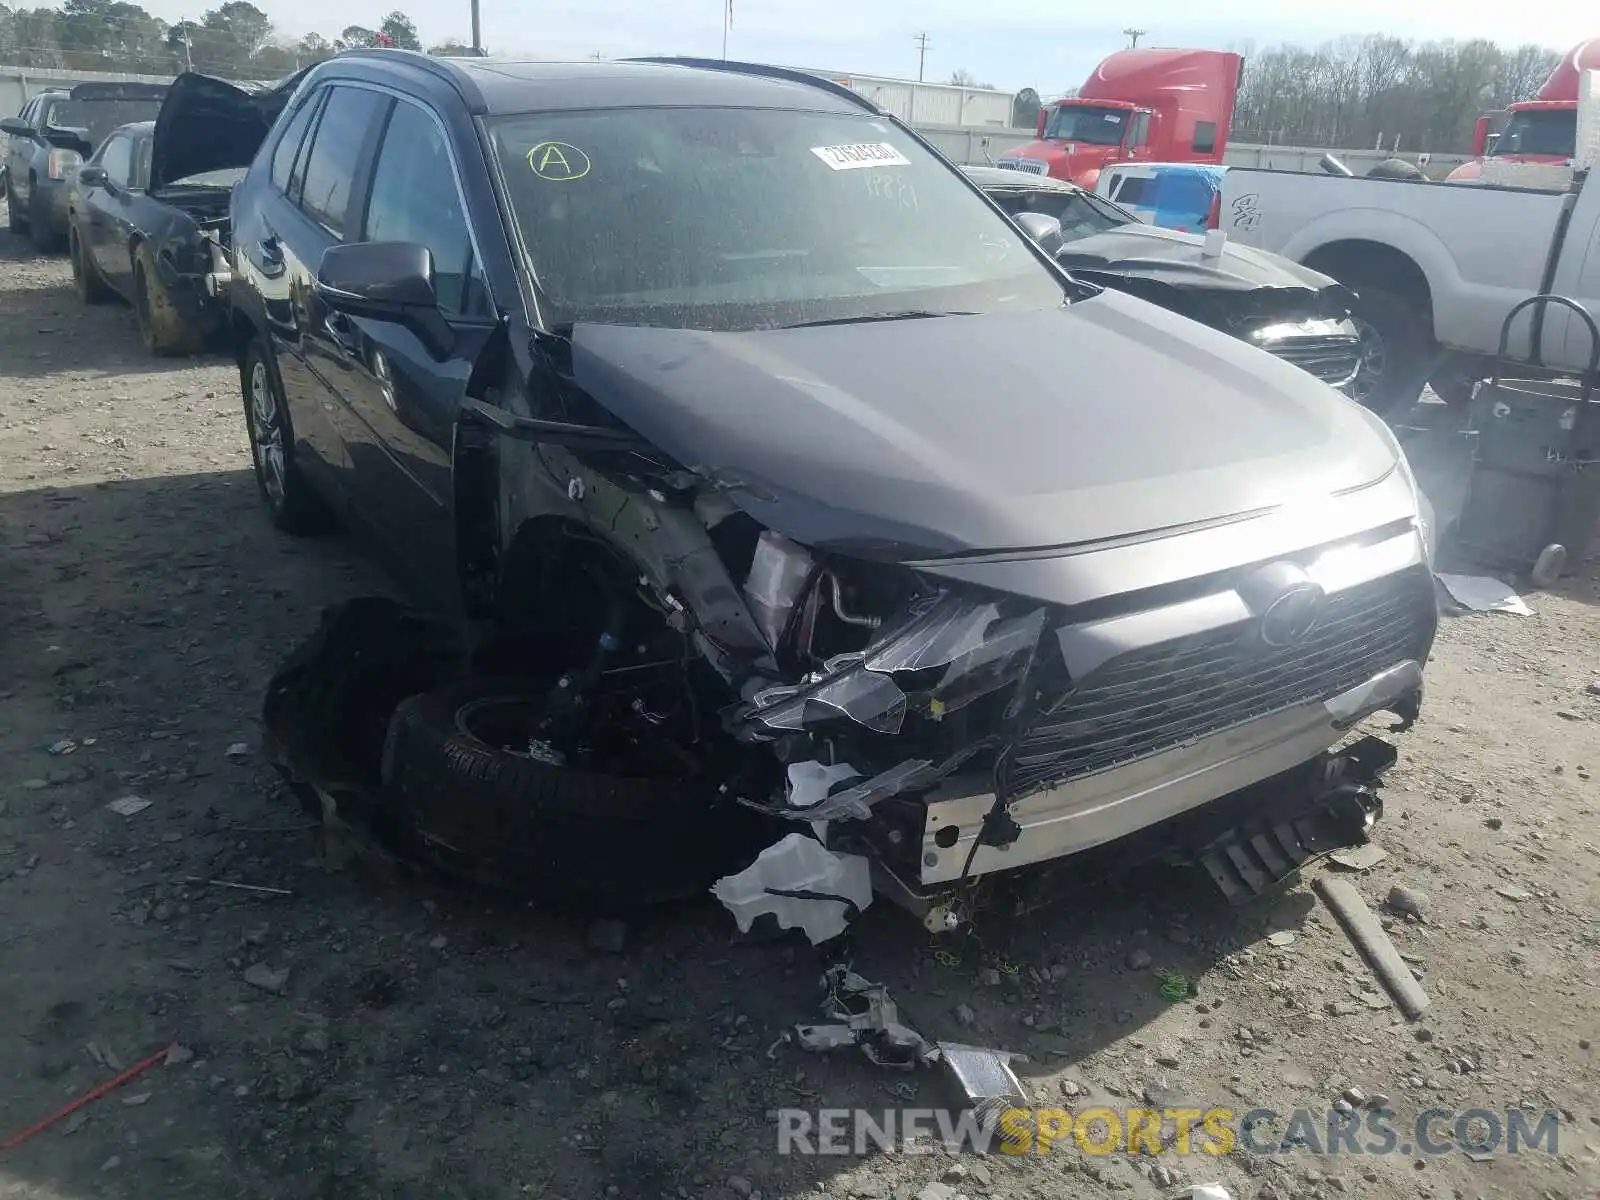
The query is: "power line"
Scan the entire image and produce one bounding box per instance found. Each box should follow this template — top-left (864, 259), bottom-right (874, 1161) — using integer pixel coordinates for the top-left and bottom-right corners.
top-left (1122, 27), bottom-right (1147, 49)
top-left (913, 30), bottom-right (931, 82)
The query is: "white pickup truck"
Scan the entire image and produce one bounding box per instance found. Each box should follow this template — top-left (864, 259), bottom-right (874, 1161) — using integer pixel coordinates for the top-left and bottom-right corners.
top-left (1216, 162), bottom-right (1600, 413)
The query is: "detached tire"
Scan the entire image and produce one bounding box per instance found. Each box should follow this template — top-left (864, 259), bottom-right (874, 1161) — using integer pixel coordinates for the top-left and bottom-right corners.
top-left (381, 677), bottom-right (776, 912)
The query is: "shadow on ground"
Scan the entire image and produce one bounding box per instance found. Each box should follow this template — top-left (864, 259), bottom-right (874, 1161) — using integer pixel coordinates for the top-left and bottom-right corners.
top-left (0, 467), bottom-right (1318, 1200)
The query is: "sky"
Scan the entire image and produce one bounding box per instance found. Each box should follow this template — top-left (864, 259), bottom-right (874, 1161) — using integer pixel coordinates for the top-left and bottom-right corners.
top-left (132, 0), bottom-right (1597, 94)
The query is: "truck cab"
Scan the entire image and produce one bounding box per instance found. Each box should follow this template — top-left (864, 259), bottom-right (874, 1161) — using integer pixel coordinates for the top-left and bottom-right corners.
top-left (995, 48), bottom-right (1241, 189)
top-left (1446, 38), bottom-right (1598, 182)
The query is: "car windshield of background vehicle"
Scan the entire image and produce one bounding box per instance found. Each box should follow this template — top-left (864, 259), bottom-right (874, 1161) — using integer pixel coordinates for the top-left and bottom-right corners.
top-left (1043, 105), bottom-right (1129, 145)
top-left (40, 99), bottom-right (163, 148)
top-left (490, 107), bottom-right (1069, 331)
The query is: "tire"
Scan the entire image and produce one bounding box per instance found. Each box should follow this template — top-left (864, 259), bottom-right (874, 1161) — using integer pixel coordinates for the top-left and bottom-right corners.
top-left (381, 676), bottom-right (777, 912)
top-left (28, 184), bottom-right (62, 253)
top-left (4, 178), bottom-right (23, 234)
top-left (1345, 282), bottom-right (1433, 419)
top-left (70, 228), bottom-right (113, 304)
top-left (132, 246), bottom-right (201, 356)
top-left (262, 596), bottom-right (468, 825)
top-left (240, 336), bottom-right (329, 534)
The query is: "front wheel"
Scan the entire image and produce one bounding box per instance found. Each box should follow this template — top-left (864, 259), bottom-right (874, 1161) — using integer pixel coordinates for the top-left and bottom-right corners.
top-left (132, 247), bottom-right (202, 356)
top-left (241, 338), bottom-right (328, 535)
top-left (4, 178), bottom-right (23, 234)
top-left (28, 185), bottom-right (61, 252)
top-left (1345, 283), bottom-right (1433, 419)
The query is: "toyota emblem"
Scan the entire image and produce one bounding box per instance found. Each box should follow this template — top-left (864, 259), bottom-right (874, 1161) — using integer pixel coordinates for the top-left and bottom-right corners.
top-left (1258, 582), bottom-right (1326, 646)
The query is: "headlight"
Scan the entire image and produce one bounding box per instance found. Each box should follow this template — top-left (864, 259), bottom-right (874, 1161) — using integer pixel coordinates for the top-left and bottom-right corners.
top-left (47, 148), bottom-right (82, 181)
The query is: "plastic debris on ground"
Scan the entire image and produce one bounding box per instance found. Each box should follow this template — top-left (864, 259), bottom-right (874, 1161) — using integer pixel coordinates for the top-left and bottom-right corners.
top-left (773, 965), bottom-right (937, 1069)
top-left (710, 832), bottom-right (872, 945)
top-left (1435, 573), bottom-right (1534, 615)
top-left (106, 796), bottom-right (152, 817)
top-left (1188, 1187), bottom-right (1234, 1200)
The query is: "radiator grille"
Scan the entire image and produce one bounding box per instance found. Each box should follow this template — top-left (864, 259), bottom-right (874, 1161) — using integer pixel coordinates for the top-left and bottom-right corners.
top-left (998, 566), bottom-right (1436, 798)
top-left (1260, 333), bottom-right (1362, 389)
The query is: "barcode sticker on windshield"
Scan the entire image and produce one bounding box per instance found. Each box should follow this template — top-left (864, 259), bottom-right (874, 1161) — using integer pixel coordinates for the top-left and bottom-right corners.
top-left (810, 143), bottom-right (912, 170)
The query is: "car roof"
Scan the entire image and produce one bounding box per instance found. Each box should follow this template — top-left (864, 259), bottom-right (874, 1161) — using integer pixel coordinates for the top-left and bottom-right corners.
top-left (962, 165), bottom-right (1082, 193)
top-left (306, 50), bottom-right (873, 119)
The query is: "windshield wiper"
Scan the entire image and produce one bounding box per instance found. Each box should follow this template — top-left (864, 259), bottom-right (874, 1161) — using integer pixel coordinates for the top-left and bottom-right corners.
top-left (779, 309), bottom-right (976, 329)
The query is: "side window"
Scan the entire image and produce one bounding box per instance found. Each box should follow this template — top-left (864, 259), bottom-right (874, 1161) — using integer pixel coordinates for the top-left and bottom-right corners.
top-left (1192, 121), bottom-right (1218, 154)
top-left (133, 136), bottom-right (152, 190)
top-left (269, 91), bottom-right (320, 196)
top-left (297, 86), bottom-right (386, 236)
top-left (1113, 175), bottom-right (1151, 205)
top-left (100, 135), bottom-right (133, 188)
top-left (1128, 112), bottom-right (1150, 148)
top-left (361, 99), bottom-right (484, 315)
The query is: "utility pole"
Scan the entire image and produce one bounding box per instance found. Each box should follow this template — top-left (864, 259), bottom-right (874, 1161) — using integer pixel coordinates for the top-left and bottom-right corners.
top-left (1122, 27), bottom-right (1146, 49)
top-left (470, 0), bottom-right (481, 54)
top-left (913, 31), bottom-right (931, 82)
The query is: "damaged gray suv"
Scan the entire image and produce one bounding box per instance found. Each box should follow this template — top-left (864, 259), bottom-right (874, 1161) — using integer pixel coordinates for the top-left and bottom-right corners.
top-left (230, 51), bottom-right (1438, 923)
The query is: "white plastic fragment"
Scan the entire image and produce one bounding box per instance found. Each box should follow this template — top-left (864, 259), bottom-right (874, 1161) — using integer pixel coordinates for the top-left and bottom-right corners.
top-left (107, 796), bottom-right (152, 817)
top-left (1189, 1186), bottom-right (1234, 1200)
top-left (1435, 573), bottom-right (1533, 616)
top-left (711, 832), bottom-right (872, 944)
top-left (785, 760), bottom-right (862, 809)
top-left (225, 742), bottom-right (252, 759)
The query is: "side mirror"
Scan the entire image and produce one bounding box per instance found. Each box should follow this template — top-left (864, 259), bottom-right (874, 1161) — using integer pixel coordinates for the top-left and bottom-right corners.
top-left (1035, 109), bottom-right (1047, 138)
top-left (76, 165), bottom-right (107, 188)
top-left (315, 240), bottom-right (451, 357)
top-left (1, 116), bottom-right (38, 139)
top-left (1014, 211), bottom-right (1065, 258)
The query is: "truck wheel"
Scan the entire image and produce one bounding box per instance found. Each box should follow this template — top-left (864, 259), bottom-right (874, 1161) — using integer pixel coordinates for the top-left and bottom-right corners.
top-left (4, 178), bottom-right (22, 234)
top-left (133, 248), bottom-right (202, 356)
top-left (1346, 284), bottom-right (1432, 419)
top-left (29, 187), bottom-right (60, 251)
top-left (380, 676), bottom-right (777, 912)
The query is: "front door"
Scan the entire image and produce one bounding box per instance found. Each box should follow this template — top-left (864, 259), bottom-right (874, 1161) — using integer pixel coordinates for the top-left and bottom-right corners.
top-left (333, 95), bottom-right (495, 602)
top-left (87, 131), bottom-right (136, 293)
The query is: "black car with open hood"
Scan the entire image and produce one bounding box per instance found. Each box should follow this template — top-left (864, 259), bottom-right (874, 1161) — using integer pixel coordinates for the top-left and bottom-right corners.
top-left (963, 165), bottom-right (1367, 399)
top-left (227, 51), bottom-right (1435, 930)
top-left (150, 69), bottom-right (308, 193)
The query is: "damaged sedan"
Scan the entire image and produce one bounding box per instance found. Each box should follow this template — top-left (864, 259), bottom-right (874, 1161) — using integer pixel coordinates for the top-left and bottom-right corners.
top-left (964, 165), bottom-right (1366, 401)
top-left (236, 51), bottom-right (1438, 925)
top-left (66, 71), bottom-right (304, 355)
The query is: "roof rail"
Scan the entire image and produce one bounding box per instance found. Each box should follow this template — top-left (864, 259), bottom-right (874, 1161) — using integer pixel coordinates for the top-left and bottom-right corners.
top-left (623, 56), bottom-right (880, 114)
top-left (332, 47), bottom-right (486, 112)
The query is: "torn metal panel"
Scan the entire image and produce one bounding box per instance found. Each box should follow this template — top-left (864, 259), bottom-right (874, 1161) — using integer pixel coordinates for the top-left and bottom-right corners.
top-left (937, 1042), bottom-right (1030, 1132)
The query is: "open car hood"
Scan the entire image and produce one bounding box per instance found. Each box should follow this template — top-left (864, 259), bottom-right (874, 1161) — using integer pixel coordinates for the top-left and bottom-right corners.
top-left (1056, 224), bottom-right (1354, 322)
top-left (150, 69), bottom-right (309, 192)
top-left (567, 292), bottom-right (1398, 561)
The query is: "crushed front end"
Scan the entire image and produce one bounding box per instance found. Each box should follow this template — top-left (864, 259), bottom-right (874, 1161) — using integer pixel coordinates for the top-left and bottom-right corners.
top-left (715, 518), bottom-right (1434, 921)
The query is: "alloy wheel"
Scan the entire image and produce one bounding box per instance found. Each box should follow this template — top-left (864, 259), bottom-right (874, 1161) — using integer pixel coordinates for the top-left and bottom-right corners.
top-left (248, 358), bottom-right (287, 507)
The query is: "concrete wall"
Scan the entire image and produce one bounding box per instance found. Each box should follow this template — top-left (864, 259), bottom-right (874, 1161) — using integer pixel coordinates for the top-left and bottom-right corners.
top-left (4, 63), bottom-right (1473, 179)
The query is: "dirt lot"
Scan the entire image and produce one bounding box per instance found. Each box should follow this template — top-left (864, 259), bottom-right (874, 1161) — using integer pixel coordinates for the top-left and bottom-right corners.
top-left (2, 213), bottom-right (1598, 1200)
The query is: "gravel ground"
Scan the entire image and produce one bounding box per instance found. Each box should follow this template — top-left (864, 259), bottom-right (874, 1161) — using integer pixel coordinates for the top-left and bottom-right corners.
top-left (1, 212), bottom-right (1598, 1200)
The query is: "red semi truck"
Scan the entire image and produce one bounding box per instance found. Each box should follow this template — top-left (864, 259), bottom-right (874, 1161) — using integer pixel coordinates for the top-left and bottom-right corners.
top-left (994, 48), bottom-right (1244, 190)
top-left (1446, 38), bottom-right (1600, 182)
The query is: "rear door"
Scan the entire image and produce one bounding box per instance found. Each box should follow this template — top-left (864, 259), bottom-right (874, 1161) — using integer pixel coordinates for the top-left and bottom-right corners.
top-left (333, 93), bottom-right (495, 585)
top-left (239, 84), bottom-right (386, 498)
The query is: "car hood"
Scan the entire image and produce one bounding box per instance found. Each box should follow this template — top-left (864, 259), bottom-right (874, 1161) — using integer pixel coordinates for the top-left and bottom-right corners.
top-left (150, 69), bottom-right (309, 193)
top-left (1058, 223), bottom-right (1344, 294)
top-left (567, 292), bottom-right (1398, 560)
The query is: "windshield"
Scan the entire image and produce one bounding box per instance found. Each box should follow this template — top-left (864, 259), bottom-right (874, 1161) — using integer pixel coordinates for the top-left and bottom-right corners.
top-left (1493, 109), bottom-right (1576, 158)
top-left (1043, 104), bottom-right (1129, 146)
top-left (489, 107), bottom-right (1068, 330)
top-left (40, 98), bottom-right (163, 149)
